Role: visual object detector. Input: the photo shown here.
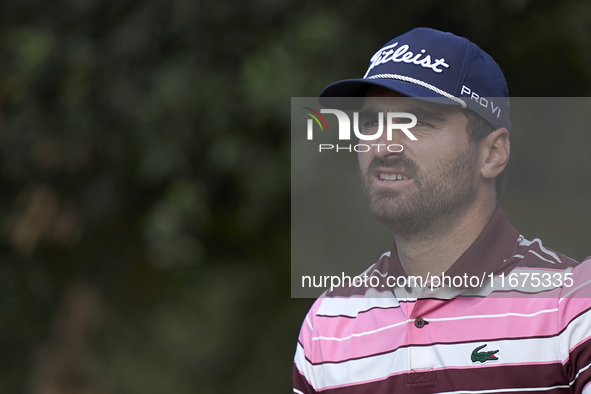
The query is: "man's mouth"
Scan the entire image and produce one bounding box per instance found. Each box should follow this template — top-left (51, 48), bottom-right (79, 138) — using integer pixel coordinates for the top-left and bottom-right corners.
top-left (378, 173), bottom-right (409, 182)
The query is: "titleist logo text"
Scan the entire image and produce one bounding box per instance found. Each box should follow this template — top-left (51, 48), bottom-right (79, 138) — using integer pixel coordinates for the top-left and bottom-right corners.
top-left (364, 42), bottom-right (450, 78)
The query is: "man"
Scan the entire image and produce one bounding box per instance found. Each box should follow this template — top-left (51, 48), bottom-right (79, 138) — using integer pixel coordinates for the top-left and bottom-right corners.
top-left (293, 28), bottom-right (591, 393)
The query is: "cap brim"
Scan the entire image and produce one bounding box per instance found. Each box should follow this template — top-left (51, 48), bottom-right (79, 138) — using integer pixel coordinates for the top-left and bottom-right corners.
top-left (318, 78), bottom-right (460, 110)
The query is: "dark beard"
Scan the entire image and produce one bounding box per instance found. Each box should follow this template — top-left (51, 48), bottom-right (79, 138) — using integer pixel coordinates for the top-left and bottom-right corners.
top-left (360, 145), bottom-right (479, 236)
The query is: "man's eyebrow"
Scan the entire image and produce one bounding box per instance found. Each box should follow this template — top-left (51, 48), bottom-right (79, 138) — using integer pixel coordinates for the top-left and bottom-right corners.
top-left (358, 109), bottom-right (380, 120)
top-left (404, 104), bottom-right (447, 122)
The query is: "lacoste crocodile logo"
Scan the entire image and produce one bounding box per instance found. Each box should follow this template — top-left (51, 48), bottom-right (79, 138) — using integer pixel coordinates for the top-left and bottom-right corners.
top-left (471, 344), bottom-right (499, 363)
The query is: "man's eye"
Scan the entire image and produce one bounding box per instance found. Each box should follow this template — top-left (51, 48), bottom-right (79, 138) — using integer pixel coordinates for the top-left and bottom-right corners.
top-left (413, 121), bottom-right (431, 128)
top-left (360, 120), bottom-right (381, 134)
top-left (363, 121), bottom-right (379, 128)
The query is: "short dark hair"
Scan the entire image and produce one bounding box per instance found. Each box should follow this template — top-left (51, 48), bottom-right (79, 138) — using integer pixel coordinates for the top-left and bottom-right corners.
top-left (463, 109), bottom-right (508, 202)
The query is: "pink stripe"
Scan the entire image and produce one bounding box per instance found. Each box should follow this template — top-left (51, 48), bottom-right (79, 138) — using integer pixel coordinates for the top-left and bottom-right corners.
top-left (559, 297), bottom-right (591, 329)
top-left (412, 296), bottom-right (558, 319)
top-left (306, 313), bottom-right (409, 363)
top-left (304, 297), bottom-right (566, 363)
top-left (299, 299), bottom-right (323, 348)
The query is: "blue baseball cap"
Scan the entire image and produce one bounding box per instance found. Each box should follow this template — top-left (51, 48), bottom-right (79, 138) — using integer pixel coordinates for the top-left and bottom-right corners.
top-left (319, 28), bottom-right (511, 132)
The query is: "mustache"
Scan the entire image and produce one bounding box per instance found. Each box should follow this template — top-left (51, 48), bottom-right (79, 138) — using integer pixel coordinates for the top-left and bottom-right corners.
top-left (367, 155), bottom-right (419, 177)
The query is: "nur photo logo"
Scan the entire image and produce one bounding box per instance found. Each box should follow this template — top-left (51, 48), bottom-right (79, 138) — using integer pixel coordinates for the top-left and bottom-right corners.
top-left (302, 107), bottom-right (329, 137)
top-left (302, 107), bottom-right (418, 153)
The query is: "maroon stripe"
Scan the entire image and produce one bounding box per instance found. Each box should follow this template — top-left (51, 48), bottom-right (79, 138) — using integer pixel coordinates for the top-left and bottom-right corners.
top-left (564, 336), bottom-right (591, 392)
top-left (293, 363), bottom-right (315, 394)
top-left (319, 363), bottom-right (571, 394)
top-left (569, 360), bottom-right (591, 394)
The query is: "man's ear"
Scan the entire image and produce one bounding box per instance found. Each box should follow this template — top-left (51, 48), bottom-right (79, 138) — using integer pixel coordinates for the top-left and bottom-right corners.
top-left (481, 128), bottom-right (510, 179)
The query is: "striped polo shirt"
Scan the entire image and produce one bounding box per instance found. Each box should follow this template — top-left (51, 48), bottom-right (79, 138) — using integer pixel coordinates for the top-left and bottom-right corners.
top-left (293, 208), bottom-right (591, 393)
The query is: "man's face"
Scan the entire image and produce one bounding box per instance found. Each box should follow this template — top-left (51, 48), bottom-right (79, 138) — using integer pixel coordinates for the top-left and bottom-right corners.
top-left (359, 86), bottom-right (482, 235)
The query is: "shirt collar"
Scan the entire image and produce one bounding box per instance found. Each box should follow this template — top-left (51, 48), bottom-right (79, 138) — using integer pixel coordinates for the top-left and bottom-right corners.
top-left (386, 207), bottom-right (520, 286)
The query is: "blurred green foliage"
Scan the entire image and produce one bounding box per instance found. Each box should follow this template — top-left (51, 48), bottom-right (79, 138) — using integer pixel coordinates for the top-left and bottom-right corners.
top-left (1, 0), bottom-right (591, 393)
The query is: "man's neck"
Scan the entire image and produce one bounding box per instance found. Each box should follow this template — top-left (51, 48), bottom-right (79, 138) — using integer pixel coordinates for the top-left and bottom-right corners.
top-left (394, 200), bottom-right (497, 281)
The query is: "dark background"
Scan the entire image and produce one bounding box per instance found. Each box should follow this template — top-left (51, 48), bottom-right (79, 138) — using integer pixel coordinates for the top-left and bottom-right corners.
top-left (1, 0), bottom-right (591, 392)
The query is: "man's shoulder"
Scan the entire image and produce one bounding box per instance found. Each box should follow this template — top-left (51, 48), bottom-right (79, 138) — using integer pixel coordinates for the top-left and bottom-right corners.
top-left (509, 235), bottom-right (580, 268)
top-left (501, 235), bottom-right (591, 300)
